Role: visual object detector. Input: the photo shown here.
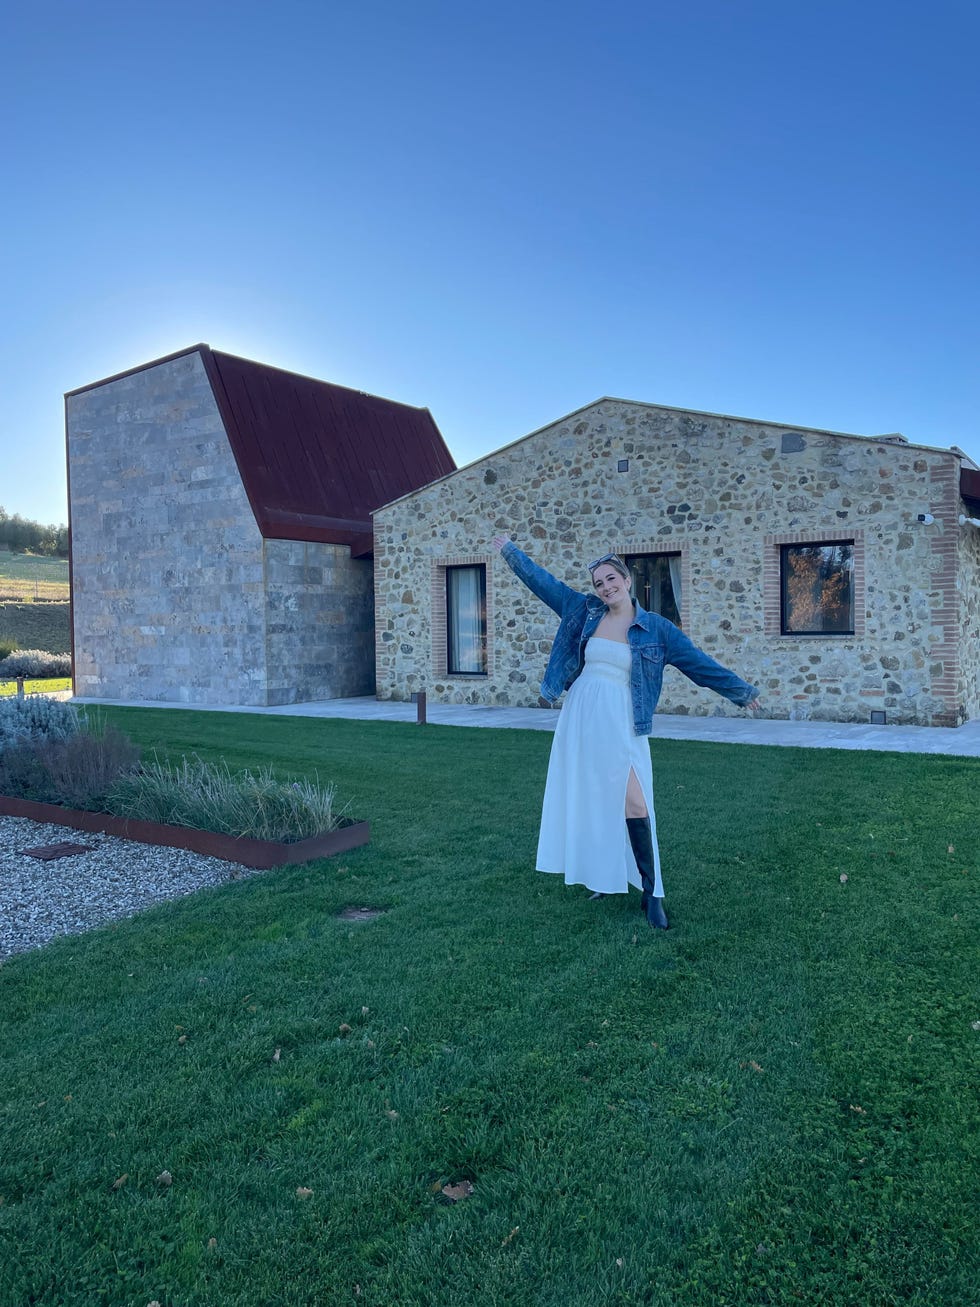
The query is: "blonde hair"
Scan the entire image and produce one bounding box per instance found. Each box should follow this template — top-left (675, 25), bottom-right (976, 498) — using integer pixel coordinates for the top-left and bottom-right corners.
top-left (589, 553), bottom-right (630, 584)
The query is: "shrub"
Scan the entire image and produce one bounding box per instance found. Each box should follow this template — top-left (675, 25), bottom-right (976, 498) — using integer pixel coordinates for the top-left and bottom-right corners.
top-left (0, 742), bottom-right (59, 803)
top-left (108, 756), bottom-right (347, 841)
top-left (32, 726), bottom-right (141, 811)
top-left (0, 648), bottom-right (72, 679)
top-left (0, 636), bottom-right (18, 660)
top-left (0, 695), bottom-right (79, 750)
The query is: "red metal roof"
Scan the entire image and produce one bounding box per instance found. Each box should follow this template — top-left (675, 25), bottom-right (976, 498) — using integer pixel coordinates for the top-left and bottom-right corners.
top-left (199, 347), bottom-right (455, 556)
top-left (66, 344), bottom-right (456, 558)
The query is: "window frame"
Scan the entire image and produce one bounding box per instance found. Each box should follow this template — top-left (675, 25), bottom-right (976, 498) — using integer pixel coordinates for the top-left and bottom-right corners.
top-left (624, 550), bottom-right (683, 627)
top-left (778, 538), bottom-right (856, 637)
top-left (445, 562), bottom-right (488, 676)
top-left (764, 530), bottom-right (865, 641)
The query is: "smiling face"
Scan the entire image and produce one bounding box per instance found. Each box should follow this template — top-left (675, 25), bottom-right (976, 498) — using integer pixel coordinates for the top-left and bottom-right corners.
top-left (591, 560), bottom-right (632, 607)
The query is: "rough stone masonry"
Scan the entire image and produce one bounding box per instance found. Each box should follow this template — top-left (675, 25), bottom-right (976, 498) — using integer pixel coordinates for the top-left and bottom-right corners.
top-left (373, 400), bottom-right (980, 727)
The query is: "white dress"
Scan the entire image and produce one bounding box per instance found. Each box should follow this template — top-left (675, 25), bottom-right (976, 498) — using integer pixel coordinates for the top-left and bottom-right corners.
top-left (536, 636), bottom-right (664, 897)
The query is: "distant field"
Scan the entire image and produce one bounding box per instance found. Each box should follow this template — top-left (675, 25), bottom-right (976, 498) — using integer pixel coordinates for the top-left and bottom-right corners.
top-left (0, 677), bottom-right (72, 697)
top-left (0, 602), bottom-right (71, 654)
top-left (0, 549), bottom-right (70, 601)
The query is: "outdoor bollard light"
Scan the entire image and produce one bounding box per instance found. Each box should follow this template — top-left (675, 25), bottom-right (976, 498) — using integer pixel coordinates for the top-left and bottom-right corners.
top-left (411, 690), bottom-right (427, 725)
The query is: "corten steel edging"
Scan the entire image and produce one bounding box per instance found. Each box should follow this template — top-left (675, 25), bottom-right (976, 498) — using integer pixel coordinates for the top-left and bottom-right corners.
top-left (0, 796), bottom-right (369, 869)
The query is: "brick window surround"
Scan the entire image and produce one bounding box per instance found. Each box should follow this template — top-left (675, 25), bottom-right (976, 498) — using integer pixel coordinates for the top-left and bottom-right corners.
top-left (431, 556), bottom-right (494, 679)
top-left (764, 529), bottom-right (866, 639)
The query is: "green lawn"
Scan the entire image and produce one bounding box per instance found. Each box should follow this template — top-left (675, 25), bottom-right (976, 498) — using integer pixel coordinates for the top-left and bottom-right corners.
top-left (0, 677), bottom-right (72, 697)
top-left (1, 711), bottom-right (977, 1306)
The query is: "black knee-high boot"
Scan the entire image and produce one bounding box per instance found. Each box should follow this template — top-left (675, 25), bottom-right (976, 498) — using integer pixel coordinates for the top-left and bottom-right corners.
top-left (626, 817), bottom-right (669, 930)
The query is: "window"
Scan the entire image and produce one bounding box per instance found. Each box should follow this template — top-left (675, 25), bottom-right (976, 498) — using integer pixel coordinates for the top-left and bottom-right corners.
top-left (780, 542), bottom-right (854, 634)
top-left (626, 552), bottom-right (682, 626)
top-left (446, 564), bottom-right (487, 674)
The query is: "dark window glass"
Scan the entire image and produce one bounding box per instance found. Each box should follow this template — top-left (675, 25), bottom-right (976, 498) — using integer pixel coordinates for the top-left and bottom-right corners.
top-left (780, 543), bottom-right (854, 634)
top-left (626, 553), bottom-right (682, 627)
top-left (446, 565), bottom-right (487, 674)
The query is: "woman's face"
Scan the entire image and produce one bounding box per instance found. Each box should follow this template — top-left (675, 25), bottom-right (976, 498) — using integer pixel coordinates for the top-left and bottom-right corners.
top-left (592, 563), bottom-right (631, 606)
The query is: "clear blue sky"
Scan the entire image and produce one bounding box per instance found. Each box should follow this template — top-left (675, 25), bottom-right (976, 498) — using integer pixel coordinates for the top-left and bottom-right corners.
top-left (3, 0), bottom-right (978, 527)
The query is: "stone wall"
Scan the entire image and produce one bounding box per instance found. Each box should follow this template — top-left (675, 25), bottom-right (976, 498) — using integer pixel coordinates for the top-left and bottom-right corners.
top-left (374, 401), bottom-right (976, 726)
top-left (264, 540), bottom-right (375, 703)
top-left (957, 511), bottom-right (980, 721)
top-left (68, 352), bottom-right (373, 706)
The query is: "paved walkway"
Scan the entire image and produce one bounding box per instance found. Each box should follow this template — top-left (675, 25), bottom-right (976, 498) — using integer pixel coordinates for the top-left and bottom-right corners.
top-left (74, 695), bottom-right (980, 757)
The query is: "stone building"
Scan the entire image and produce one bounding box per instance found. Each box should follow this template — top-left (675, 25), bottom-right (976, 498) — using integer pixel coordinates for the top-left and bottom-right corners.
top-left (67, 344), bottom-right (455, 705)
top-left (373, 399), bottom-right (980, 727)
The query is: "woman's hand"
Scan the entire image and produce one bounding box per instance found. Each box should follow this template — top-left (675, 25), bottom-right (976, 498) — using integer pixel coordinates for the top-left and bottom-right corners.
top-left (745, 697), bottom-right (763, 714)
top-left (491, 534), bottom-right (511, 553)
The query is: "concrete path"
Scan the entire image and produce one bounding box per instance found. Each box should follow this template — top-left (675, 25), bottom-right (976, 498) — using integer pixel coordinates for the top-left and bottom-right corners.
top-left (74, 694), bottom-right (980, 757)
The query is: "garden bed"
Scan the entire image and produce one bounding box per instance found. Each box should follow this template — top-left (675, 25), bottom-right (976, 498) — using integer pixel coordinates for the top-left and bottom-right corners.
top-left (0, 794), bottom-right (370, 869)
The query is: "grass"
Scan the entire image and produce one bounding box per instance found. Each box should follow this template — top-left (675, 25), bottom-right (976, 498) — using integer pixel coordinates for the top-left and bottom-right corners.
top-left (1, 710), bottom-right (977, 1306)
top-left (0, 677), bottom-right (72, 697)
top-left (0, 602), bottom-right (71, 653)
top-left (0, 550), bottom-right (71, 654)
top-left (0, 548), bottom-right (69, 601)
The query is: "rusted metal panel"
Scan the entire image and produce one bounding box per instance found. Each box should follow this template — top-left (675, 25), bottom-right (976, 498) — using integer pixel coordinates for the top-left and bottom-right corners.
top-left (201, 348), bottom-right (456, 551)
top-left (0, 795), bottom-right (370, 870)
top-left (66, 344), bottom-right (456, 554)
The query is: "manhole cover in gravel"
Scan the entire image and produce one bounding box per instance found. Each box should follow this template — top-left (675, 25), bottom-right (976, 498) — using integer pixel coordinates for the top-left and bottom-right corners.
top-left (22, 842), bottom-right (98, 861)
top-left (336, 906), bottom-right (387, 922)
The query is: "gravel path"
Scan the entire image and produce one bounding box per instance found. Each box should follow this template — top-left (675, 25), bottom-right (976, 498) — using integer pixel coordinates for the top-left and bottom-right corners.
top-left (0, 815), bottom-right (257, 961)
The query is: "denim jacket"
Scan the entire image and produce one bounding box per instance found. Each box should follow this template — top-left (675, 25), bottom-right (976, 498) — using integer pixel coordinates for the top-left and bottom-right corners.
top-left (500, 542), bottom-right (759, 735)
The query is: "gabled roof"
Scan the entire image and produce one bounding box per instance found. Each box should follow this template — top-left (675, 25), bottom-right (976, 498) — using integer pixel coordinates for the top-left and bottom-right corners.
top-left (376, 394), bottom-right (979, 512)
top-left (67, 344), bottom-right (456, 557)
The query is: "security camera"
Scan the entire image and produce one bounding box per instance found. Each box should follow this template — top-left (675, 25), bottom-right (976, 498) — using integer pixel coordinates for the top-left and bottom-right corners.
top-left (917, 514), bottom-right (934, 524)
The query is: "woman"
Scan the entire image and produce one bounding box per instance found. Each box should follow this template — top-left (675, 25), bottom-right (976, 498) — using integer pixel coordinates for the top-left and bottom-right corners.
top-left (492, 536), bottom-right (760, 928)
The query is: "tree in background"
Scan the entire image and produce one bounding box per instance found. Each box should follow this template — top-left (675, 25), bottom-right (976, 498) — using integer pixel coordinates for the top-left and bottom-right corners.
top-left (782, 544), bottom-right (853, 633)
top-left (0, 507), bottom-right (69, 557)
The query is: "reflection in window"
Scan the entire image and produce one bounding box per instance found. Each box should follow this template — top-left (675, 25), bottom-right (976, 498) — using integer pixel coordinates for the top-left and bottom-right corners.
top-left (780, 543), bottom-right (854, 634)
top-left (626, 553), bottom-right (682, 626)
top-left (446, 565), bottom-right (487, 674)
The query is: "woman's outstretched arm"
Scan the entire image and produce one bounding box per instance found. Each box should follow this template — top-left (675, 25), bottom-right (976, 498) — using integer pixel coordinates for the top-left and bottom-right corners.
top-left (491, 536), bottom-right (582, 617)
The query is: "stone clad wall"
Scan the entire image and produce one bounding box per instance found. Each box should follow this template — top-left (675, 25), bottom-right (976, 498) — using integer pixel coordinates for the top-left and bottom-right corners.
top-left (68, 352), bottom-right (374, 706)
top-left (957, 510), bottom-right (980, 720)
top-left (68, 352), bottom-right (270, 704)
top-left (374, 401), bottom-right (974, 725)
top-left (264, 540), bottom-right (375, 703)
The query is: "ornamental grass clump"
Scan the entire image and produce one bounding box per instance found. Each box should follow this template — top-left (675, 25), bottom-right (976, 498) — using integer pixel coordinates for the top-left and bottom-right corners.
top-left (33, 724), bottom-right (141, 810)
top-left (108, 756), bottom-right (346, 842)
top-left (0, 708), bottom-right (139, 808)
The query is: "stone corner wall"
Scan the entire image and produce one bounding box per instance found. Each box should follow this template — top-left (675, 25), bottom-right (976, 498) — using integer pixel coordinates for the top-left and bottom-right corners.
top-left (264, 540), bottom-right (376, 705)
top-left (374, 401), bottom-right (972, 727)
top-left (67, 352), bottom-right (270, 705)
top-left (956, 504), bottom-right (980, 722)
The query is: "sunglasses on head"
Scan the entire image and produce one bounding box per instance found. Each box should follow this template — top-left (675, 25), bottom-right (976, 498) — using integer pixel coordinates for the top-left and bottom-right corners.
top-left (588, 552), bottom-right (626, 572)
